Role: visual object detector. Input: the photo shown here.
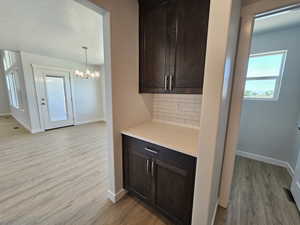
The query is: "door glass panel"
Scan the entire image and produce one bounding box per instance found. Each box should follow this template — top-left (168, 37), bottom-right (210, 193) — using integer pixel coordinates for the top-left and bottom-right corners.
top-left (45, 76), bottom-right (68, 121)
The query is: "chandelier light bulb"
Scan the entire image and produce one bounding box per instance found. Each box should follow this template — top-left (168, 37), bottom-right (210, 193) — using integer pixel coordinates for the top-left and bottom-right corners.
top-left (75, 47), bottom-right (101, 79)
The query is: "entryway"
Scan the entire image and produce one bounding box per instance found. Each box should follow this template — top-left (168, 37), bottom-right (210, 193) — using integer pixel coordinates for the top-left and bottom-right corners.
top-left (218, 1), bottom-right (300, 224)
top-left (33, 66), bottom-right (74, 130)
top-left (0, 0), bottom-right (118, 224)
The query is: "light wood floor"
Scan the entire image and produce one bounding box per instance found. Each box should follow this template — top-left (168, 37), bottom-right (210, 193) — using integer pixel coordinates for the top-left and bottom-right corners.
top-left (1, 116), bottom-right (299, 225)
top-left (215, 156), bottom-right (300, 225)
top-left (0, 116), bottom-right (28, 138)
top-left (0, 116), bottom-right (169, 225)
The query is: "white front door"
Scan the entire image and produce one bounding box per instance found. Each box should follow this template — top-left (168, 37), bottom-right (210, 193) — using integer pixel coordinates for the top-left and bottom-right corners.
top-left (36, 68), bottom-right (74, 130)
top-left (292, 152), bottom-right (300, 211)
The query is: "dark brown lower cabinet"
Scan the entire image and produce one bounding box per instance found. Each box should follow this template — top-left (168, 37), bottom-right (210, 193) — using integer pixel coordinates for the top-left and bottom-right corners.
top-left (127, 150), bottom-right (152, 201)
top-left (123, 135), bottom-right (196, 225)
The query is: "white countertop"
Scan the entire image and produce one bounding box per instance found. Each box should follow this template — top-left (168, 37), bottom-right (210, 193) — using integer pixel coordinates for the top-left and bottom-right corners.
top-left (121, 121), bottom-right (200, 157)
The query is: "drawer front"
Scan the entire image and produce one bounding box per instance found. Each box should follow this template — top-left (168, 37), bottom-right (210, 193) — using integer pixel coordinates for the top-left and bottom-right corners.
top-left (124, 135), bottom-right (160, 157)
top-left (123, 135), bottom-right (196, 171)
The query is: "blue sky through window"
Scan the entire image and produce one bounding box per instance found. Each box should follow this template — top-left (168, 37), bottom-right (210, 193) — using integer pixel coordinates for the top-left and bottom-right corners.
top-left (247, 53), bottom-right (284, 78)
top-left (244, 52), bottom-right (285, 99)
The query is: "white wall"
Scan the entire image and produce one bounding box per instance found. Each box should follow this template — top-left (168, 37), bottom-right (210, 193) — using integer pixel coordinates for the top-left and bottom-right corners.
top-left (0, 57), bottom-right (10, 115)
top-left (238, 26), bottom-right (300, 170)
top-left (73, 74), bottom-right (105, 124)
top-left (192, 0), bottom-right (241, 224)
top-left (208, 0), bottom-right (241, 217)
top-left (20, 51), bottom-right (105, 132)
top-left (292, 112), bottom-right (300, 170)
top-left (89, 0), bottom-right (153, 200)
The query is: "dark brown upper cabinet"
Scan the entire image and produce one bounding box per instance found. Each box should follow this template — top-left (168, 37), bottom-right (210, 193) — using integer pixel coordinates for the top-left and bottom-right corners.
top-left (139, 0), bottom-right (210, 94)
top-left (139, 0), bottom-right (175, 93)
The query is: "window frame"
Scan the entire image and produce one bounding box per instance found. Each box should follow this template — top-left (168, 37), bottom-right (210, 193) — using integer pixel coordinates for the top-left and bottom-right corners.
top-left (3, 50), bottom-right (16, 71)
top-left (244, 50), bottom-right (287, 101)
top-left (2, 50), bottom-right (22, 109)
top-left (5, 70), bottom-right (20, 109)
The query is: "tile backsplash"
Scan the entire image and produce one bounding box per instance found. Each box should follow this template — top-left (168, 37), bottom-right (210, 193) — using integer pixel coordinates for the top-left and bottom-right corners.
top-left (153, 94), bottom-right (202, 128)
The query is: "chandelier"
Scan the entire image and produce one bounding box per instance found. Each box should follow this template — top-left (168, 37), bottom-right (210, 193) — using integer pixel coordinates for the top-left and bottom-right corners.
top-left (75, 46), bottom-right (100, 79)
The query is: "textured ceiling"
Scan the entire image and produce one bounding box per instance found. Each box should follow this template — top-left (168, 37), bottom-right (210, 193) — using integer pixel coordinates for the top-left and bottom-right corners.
top-left (0, 0), bottom-right (104, 65)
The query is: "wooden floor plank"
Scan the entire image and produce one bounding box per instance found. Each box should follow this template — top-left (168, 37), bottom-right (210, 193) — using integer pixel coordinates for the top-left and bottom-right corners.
top-left (0, 116), bottom-right (169, 225)
top-left (1, 116), bottom-right (299, 225)
top-left (214, 157), bottom-right (300, 225)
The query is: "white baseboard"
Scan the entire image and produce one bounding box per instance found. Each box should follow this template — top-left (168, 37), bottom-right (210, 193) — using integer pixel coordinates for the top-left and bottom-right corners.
top-left (10, 115), bottom-right (43, 134)
top-left (0, 113), bottom-right (11, 116)
top-left (211, 200), bottom-right (219, 225)
top-left (236, 150), bottom-right (295, 177)
top-left (286, 163), bottom-right (295, 178)
top-left (107, 189), bottom-right (127, 203)
top-left (12, 116), bottom-right (32, 133)
top-left (75, 118), bottom-right (105, 126)
top-left (30, 128), bottom-right (44, 134)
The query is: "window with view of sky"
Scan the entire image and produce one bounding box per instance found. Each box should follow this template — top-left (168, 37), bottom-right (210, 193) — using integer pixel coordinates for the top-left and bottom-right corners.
top-left (244, 51), bottom-right (286, 100)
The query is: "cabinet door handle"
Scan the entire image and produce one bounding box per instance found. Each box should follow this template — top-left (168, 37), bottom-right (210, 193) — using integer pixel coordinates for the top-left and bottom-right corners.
top-left (151, 161), bottom-right (155, 177)
top-left (144, 148), bottom-right (158, 154)
top-left (146, 159), bottom-right (150, 174)
top-left (164, 76), bottom-right (168, 90)
top-left (169, 75), bottom-right (173, 91)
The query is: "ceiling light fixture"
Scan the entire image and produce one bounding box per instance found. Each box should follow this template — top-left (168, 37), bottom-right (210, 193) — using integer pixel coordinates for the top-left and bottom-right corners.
top-left (75, 46), bottom-right (100, 79)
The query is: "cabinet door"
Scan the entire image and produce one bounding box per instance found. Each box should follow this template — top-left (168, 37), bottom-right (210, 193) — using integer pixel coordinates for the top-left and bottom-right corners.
top-left (126, 150), bottom-right (152, 201)
top-left (171, 0), bottom-right (210, 94)
top-left (139, 1), bottom-right (174, 93)
top-left (154, 159), bottom-right (195, 225)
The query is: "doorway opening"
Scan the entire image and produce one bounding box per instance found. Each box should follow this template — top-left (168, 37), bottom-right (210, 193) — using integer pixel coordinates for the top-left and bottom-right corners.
top-left (217, 3), bottom-right (300, 225)
top-left (0, 1), bottom-right (116, 225)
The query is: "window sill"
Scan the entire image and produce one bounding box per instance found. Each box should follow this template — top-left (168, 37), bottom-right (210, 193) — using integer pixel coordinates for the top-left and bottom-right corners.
top-left (244, 97), bottom-right (278, 102)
